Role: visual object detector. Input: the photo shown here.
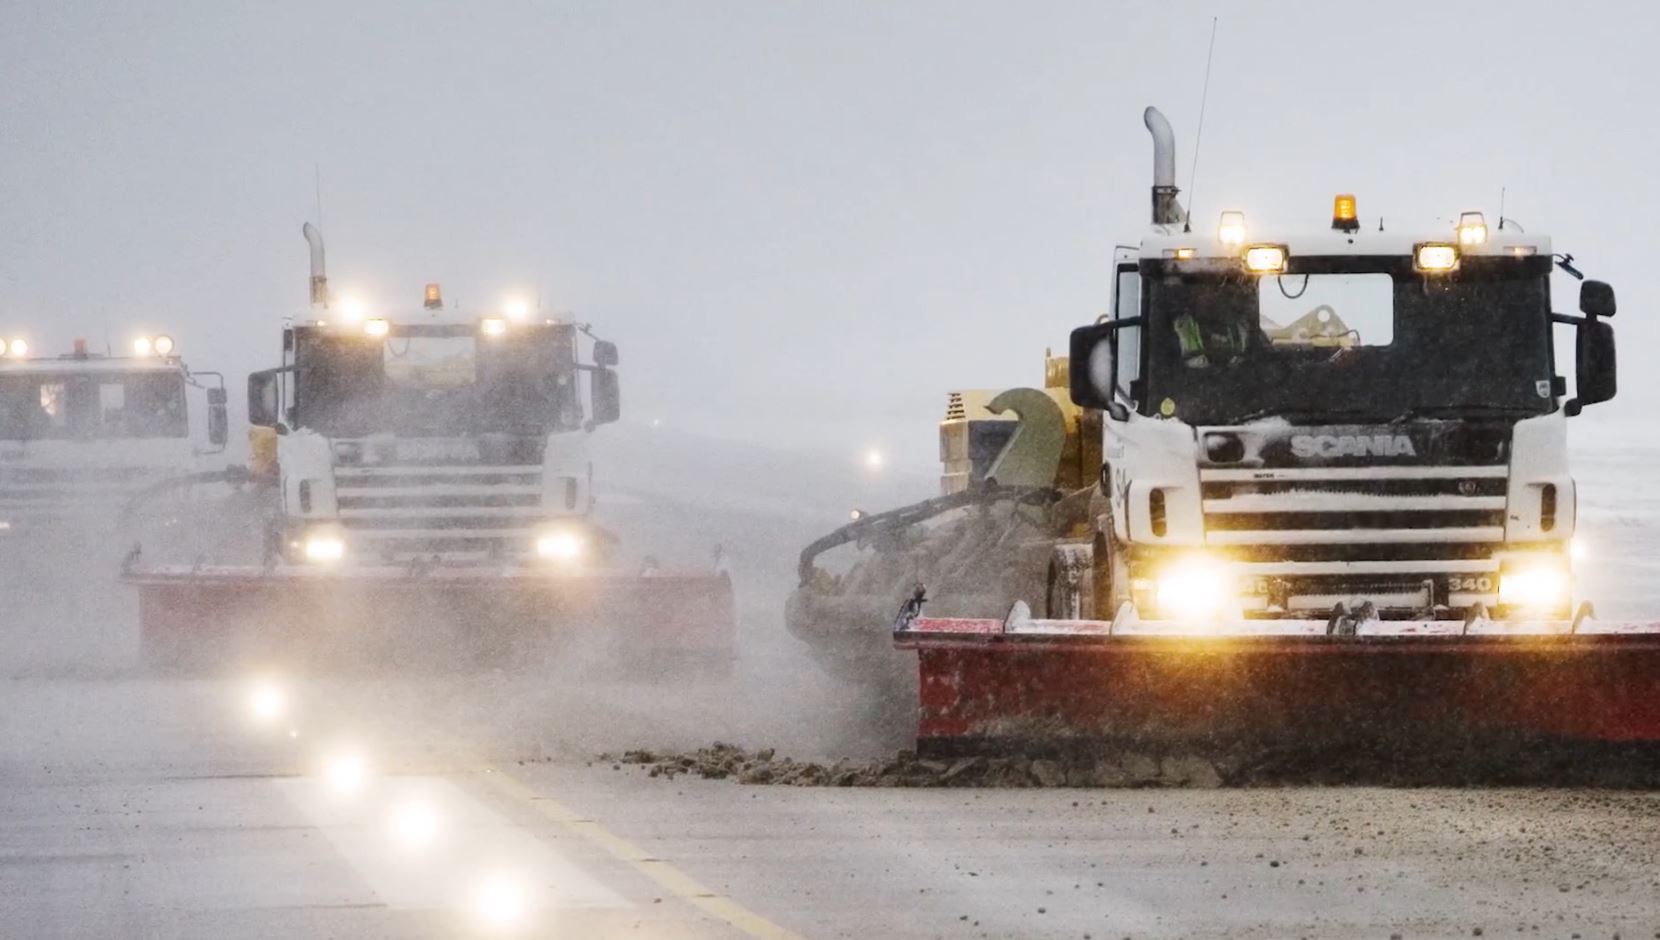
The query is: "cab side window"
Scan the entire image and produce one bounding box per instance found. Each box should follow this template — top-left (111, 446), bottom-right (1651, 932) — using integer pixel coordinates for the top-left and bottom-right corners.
top-left (1113, 266), bottom-right (1142, 399)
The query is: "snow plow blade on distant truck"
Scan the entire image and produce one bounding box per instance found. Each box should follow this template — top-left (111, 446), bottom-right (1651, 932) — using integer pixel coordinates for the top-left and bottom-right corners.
top-left (880, 107), bottom-right (1660, 763)
top-left (126, 226), bottom-right (733, 673)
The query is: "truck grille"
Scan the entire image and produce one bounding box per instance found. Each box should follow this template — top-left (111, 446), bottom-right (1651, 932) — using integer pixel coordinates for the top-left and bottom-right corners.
top-left (1197, 465), bottom-right (1509, 614)
top-left (334, 463), bottom-right (556, 560)
top-left (0, 465), bottom-right (170, 522)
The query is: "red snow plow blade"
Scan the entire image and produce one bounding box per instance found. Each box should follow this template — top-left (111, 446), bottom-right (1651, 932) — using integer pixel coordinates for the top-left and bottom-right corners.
top-left (895, 610), bottom-right (1660, 765)
top-left (127, 564), bottom-right (735, 675)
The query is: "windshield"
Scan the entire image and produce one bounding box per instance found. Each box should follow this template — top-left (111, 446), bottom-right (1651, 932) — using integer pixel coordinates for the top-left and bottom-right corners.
top-left (0, 370), bottom-right (187, 441)
top-left (292, 325), bottom-right (583, 437)
top-left (1142, 257), bottom-right (1554, 424)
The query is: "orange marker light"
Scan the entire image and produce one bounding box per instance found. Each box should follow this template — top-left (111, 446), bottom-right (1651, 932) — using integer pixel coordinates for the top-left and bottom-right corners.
top-left (423, 283), bottom-right (443, 310)
top-left (1332, 194), bottom-right (1359, 232)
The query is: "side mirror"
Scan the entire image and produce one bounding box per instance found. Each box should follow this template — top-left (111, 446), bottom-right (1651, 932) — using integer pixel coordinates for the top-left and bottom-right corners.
top-left (247, 369), bottom-right (280, 428)
top-left (1068, 322), bottom-right (1123, 418)
top-left (593, 340), bottom-right (619, 368)
top-left (1566, 319), bottom-right (1616, 416)
top-left (207, 387), bottom-right (228, 447)
top-left (1580, 280), bottom-right (1616, 318)
top-left (590, 367), bottom-right (621, 426)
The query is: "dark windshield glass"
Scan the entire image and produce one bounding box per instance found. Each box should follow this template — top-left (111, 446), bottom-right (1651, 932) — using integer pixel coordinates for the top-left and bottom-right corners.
top-left (0, 370), bottom-right (187, 440)
top-left (1142, 258), bottom-right (1554, 424)
top-left (292, 325), bottom-right (582, 437)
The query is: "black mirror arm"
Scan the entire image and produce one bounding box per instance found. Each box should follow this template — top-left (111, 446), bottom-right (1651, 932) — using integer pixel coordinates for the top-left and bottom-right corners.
top-left (1554, 312), bottom-right (1587, 416)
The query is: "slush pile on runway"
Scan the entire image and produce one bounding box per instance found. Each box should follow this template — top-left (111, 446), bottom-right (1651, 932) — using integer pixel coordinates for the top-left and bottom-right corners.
top-left (609, 738), bottom-right (1660, 788)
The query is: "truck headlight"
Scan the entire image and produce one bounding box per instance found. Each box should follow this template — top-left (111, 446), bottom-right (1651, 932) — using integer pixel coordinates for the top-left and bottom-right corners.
top-left (536, 529), bottom-right (584, 561)
top-left (1155, 555), bottom-right (1234, 620)
top-left (1242, 244), bottom-right (1288, 274)
top-left (247, 678), bottom-right (287, 724)
top-left (303, 531), bottom-right (346, 563)
top-left (1498, 564), bottom-right (1569, 610)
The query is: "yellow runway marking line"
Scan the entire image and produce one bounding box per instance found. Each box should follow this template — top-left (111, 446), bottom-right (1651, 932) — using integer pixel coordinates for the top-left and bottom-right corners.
top-left (479, 766), bottom-right (808, 940)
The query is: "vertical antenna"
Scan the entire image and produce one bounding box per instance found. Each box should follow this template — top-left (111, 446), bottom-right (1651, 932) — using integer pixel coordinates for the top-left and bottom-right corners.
top-left (1184, 16), bottom-right (1220, 232)
top-left (1498, 186), bottom-right (1507, 230)
top-left (314, 164), bottom-right (325, 230)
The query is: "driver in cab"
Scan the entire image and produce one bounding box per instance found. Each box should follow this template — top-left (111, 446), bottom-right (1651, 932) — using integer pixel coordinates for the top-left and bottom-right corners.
top-left (1173, 304), bottom-right (1260, 368)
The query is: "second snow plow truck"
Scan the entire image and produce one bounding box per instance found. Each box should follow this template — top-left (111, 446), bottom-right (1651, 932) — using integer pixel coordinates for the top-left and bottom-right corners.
top-left (792, 107), bottom-right (1660, 767)
top-left (127, 226), bottom-right (734, 672)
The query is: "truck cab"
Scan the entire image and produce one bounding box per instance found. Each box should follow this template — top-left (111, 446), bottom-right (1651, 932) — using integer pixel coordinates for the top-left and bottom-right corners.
top-left (0, 335), bottom-right (228, 529)
top-left (1070, 201), bottom-right (1617, 624)
top-left (246, 292), bottom-right (621, 568)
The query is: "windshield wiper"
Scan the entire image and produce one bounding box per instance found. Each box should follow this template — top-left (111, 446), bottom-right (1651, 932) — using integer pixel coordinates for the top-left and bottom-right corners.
top-left (1389, 404), bottom-right (1536, 423)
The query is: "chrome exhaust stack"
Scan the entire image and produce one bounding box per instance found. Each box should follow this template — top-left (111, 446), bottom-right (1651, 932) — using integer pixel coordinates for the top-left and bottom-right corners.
top-left (303, 222), bottom-right (329, 308)
top-left (1144, 106), bottom-right (1186, 226)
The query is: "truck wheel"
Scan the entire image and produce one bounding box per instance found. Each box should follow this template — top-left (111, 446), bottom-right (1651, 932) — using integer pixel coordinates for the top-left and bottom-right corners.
top-left (1092, 527), bottom-right (1131, 620)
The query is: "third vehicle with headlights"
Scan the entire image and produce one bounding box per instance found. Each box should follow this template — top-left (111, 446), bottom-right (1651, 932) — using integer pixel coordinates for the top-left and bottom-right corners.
top-left (124, 225), bottom-right (734, 672)
top-left (0, 334), bottom-right (229, 529)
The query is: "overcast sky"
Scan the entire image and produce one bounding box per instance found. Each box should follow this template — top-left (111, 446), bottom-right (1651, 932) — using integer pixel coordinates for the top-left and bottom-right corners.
top-left (3, 1), bottom-right (1654, 470)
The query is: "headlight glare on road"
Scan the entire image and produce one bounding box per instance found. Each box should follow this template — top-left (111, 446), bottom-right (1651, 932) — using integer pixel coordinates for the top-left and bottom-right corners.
top-left (322, 750), bottom-right (370, 796)
top-left (471, 870), bottom-right (528, 929)
top-left (387, 798), bottom-right (441, 850)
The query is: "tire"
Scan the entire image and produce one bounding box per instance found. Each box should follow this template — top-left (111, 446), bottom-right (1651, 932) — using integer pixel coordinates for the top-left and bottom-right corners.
top-left (1091, 524), bottom-right (1131, 620)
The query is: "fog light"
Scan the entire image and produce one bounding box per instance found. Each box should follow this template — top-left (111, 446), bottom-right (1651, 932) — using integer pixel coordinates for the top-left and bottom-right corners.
top-left (1155, 556), bottom-right (1234, 620)
top-left (303, 532), bottom-right (345, 563)
top-left (536, 529), bottom-right (583, 561)
top-left (1498, 564), bottom-right (1569, 610)
top-left (247, 679), bottom-right (287, 724)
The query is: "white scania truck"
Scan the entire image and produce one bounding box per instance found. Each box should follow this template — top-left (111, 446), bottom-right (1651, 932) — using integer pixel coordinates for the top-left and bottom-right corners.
top-left (125, 226), bottom-right (734, 671)
top-left (0, 332), bottom-right (229, 670)
top-left (1059, 110), bottom-right (1614, 627)
top-left (0, 335), bottom-right (228, 528)
top-left (887, 107), bottom-right (1647, 760)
